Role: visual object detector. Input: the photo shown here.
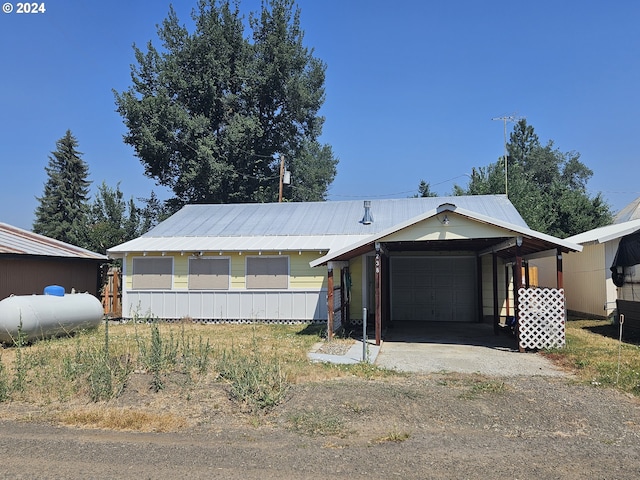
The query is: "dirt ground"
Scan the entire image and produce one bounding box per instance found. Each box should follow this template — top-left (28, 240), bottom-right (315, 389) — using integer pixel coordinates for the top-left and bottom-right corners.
top-left (1, 371), bottom-right (639, 479)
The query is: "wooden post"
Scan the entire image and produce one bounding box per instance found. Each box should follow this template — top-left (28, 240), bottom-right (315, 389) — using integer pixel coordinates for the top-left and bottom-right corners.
top-left (476, 255), bottom-right (483, 322)
top-left (556, 248), bottom-right (564, 289)
top-left (278, 155), bottom-right (285, 203)
top-left (514, 238), bottom-right (524, 352)
top-left (492, 252), bottom-right (499, 335)
top-left (375, 248), bottom-right (382, 346)
top-left (327, 264), bottom-right (334, 340)
top-left (112, 267), bottom-right (121, 317)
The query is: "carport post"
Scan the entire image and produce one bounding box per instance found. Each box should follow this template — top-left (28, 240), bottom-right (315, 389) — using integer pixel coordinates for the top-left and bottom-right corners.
top-left (327, 264), bottom-right (334, 340)
top-left (492, 252), bottom-right (499, 335)
top-left (375, 243), bottom-right (382, 346)
top-left (556, 248), bottom-right (564, 289)
top-left (514, 237), bottom-right (525, 352)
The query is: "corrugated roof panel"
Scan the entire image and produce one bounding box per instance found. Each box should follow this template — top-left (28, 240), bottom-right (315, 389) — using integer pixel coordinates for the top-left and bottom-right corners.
top-left (0, 223), bottom-right (107, 259)
top-left (108, 195), bottom-right (527, 254)
top-left (109, 235), bottom-right (368, 254)
top-left (566, 219), bottom-right (640, 245)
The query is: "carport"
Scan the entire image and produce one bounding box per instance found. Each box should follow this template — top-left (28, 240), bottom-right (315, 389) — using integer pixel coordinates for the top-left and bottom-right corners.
top-left (312, 202), bottom-right (582, 351)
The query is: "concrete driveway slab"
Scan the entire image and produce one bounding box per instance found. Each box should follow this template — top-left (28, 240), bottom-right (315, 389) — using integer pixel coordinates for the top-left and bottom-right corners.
top-left (375, 322), bottom-right (568, 377)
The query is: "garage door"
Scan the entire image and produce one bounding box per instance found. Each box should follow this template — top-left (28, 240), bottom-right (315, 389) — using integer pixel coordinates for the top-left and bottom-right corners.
top-left (390, 256), bottom-right (476, 322)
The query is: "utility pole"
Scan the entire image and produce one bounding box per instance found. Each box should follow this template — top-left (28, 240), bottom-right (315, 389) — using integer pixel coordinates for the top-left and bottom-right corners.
top-left (278, 154), bottom-right (291, 202)
top-left (278, 154), bottom-right (285, 202)
top-left (492, 114), bottom-right (524, 197)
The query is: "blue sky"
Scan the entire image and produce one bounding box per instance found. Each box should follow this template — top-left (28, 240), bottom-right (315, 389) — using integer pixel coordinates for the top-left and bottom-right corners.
top-left (1, 0), bottom-right (639, 231)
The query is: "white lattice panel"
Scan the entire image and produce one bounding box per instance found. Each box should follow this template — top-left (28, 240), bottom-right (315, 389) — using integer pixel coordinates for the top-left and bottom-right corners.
top-left (518, 288), bottom-right (566, 349)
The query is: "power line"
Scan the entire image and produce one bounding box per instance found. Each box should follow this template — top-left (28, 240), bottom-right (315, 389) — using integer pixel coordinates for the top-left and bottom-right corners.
top-left (327, 174), bottom-right (473, 199)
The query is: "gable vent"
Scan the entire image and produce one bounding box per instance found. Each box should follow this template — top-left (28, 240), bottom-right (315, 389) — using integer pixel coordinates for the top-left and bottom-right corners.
top-left (361, 200), bottom-right (373, 225)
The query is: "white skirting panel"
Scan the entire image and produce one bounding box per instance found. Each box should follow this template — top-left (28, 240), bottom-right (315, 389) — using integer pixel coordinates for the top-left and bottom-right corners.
top-left (123, 290), bottom-right (327, 321)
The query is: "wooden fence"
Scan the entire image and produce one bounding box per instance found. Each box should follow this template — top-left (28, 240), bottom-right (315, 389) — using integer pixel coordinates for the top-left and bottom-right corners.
top-left (101, 266), bottom-right (122, 318)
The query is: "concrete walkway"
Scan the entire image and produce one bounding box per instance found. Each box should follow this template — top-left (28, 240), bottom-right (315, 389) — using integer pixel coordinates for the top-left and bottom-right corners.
top-left (308, 339), bottom-right (381, 365)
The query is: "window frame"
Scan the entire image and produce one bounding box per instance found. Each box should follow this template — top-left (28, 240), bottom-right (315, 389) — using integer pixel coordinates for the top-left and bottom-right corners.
top-left (188, 256), bottom-right (231, 290)
top-left (245, 255), bottom-right (289, 290)
top-left (131, 256), bottom-right (173, 290)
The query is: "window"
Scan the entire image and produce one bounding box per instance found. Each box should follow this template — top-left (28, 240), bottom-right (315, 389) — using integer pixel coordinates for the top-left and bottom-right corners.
top-left (246, 256), bottom-right (288, 289)
top-left (189, 257), bottom-right (230, 290)
top-left (132, 257), bottom-right (172, 289)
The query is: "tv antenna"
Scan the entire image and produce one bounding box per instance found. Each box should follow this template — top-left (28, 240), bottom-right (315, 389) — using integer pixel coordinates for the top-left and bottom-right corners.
top-left (492, 114), bottom-right (525, 197)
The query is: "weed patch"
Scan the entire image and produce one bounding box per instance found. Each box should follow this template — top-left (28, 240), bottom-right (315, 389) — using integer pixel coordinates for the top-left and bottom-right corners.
top-left (372, 429), bottom-right (411, 443)
top-left (288, 409), bottom-right (348, 437)
top-left (459, 379), bottom-right (507, 399)
top-left (217, 337), bottom-right (289, 412)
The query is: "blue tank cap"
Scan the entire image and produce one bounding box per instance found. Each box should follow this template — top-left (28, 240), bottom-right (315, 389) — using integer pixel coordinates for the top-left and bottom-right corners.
top-left (43, 285), bottom-right (65, 297)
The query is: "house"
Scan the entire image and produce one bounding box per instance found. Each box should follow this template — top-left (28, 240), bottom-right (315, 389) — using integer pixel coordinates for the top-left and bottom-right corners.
top-left (0, 222), bottom-right (108, 300)
top-left (561, 196), bottom-right (640, 319)
top-left (107, 195), bottom-right (580, 349)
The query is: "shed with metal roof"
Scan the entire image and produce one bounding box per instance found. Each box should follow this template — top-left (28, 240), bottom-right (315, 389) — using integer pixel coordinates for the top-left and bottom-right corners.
top-left (0, 222), bottom-right (108, 300)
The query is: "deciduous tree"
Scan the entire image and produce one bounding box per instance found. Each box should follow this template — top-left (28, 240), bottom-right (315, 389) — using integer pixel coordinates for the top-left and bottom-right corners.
top-left (114, 0), bottom-right (337, 208)
top-left (454, 120), bottom-right (612, 237)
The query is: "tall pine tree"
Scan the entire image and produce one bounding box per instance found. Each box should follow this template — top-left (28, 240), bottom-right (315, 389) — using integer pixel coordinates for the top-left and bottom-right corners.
top-left (33, 130), bottom-right (91, 246)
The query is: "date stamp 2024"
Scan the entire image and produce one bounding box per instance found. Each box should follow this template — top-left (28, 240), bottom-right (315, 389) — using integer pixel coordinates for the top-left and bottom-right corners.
top-left (3, 2), bottom-right (46, 14)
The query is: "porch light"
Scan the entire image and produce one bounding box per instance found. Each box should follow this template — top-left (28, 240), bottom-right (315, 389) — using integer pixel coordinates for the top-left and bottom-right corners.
top-left (440, 214), bottom-right (450, 226)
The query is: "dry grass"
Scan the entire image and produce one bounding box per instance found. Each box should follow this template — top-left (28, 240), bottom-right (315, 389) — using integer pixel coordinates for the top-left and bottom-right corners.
top-left (543, 319), bottom-right (640, 396)
top-left (0, 321), bottom-right (395, 430)
top-left (57, 406), bottom-right (188, 432)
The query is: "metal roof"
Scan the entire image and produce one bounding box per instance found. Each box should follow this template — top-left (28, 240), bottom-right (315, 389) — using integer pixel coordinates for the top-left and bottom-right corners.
top-left (310, 203), bottom-right (582, 267)
top-left (565, 219), bottom-right (640, 245)
top-left (108, 195), bottom-right (527, 254)
top-left (0, 223), bottom-right (107, 260)
top-left (614, 196), bottom-right (640, 223)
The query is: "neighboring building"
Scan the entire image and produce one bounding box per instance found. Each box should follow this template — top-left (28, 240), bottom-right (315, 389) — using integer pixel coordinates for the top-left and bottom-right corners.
top-left (564, 219), bottom-right (640, 318)
top-left (0, 222), bottom-right (108, 300)
top-left (107, 195), bottom-right (580, 347)
top-left (614, 196), bottom-right (640, 223)
top-left (562, 195), bottom-right (640, 319)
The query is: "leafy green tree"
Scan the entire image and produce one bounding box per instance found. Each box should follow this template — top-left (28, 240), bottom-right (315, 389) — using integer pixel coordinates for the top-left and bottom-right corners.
top-left (33, 130), bottom-right (91, 246)
top-left (455, 120), bottom-right (612, 237)
top-left (114, 0), bottom-right (337, 208)
top-left (287, 140), bottom-right (338, 201)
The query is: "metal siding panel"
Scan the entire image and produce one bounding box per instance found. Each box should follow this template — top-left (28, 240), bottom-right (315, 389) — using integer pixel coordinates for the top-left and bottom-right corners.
top-left (265, 293), bottom-right (281, 318)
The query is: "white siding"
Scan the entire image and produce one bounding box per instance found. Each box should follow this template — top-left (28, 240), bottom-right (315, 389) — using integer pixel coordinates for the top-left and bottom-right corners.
top-left (564, 244), bottom-right (608, 317)
top-left (123, 290), bottom-right (327, 321)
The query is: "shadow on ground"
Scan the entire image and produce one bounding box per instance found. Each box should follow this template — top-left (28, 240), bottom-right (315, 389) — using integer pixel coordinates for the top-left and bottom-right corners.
top-left (581, 322), bottom-right (640, 345)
